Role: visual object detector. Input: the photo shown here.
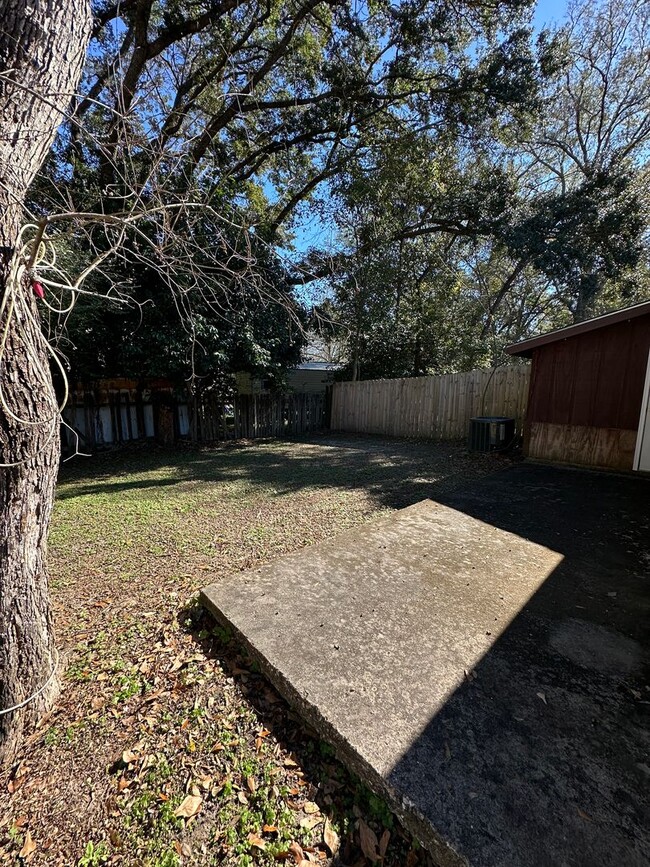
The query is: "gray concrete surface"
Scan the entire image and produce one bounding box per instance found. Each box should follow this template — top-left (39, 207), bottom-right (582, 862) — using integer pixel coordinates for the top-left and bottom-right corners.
top-left (201, 463), bottom-right (650, 867)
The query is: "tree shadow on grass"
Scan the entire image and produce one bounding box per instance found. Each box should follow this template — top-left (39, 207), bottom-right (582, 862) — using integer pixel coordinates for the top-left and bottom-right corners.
top-left (56, 433), bottom-right (515, 512)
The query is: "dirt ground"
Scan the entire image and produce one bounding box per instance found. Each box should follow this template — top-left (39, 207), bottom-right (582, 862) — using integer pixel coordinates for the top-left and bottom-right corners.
top-left (0, 435), bottom-right (508, 867)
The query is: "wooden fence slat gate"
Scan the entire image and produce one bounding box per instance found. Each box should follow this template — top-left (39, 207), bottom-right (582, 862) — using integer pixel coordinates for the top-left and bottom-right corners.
top-left (62, 385), bottom-right (326, 452)
top-left (191, 392), bottom-right (325, 442)
top-left (329, 364), bottom-right (530, 440)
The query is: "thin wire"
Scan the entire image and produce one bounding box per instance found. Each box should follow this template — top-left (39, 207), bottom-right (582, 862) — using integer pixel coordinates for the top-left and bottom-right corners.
top-left (0, 648), bottom-right (60, 716)
top-left (0, 225), bottom-right (69, 467)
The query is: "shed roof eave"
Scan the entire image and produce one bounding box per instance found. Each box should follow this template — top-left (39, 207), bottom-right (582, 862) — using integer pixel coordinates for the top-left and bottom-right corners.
top-left (505, 299), bottom-right (650, 358)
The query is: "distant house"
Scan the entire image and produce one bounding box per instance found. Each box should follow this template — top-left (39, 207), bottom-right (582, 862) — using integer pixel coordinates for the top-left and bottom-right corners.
top-left (287, 361), bottom-right (339, 394)
top-left (506, 300), bottom-right (650, 472)
top-left (234, 361), bottom-right (341, 396)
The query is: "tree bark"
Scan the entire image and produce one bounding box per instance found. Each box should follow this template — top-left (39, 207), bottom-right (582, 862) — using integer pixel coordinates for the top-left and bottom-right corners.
top-left (0, 0), bottom-right (91, 763)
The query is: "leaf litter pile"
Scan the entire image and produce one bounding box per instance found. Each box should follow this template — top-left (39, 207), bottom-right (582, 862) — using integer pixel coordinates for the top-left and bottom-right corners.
top-left (0, 435), bottom-right (506, 866)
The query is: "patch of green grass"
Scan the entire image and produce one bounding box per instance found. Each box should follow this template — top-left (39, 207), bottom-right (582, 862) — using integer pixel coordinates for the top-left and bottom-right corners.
top-left (150, 850), bottom-right (180, 867)
top-left (77, 841), bottom-right (109, 867)
top-left (66, 656), bottom-right (94, 683)
top-left (359, 786), bottom-right (396, 830)
top-left (211, 624), bottom-right (232, 644)
top-left (112, 673), bottom-right (144, 703)
top-left (44, 726), bottom-right (60, 747)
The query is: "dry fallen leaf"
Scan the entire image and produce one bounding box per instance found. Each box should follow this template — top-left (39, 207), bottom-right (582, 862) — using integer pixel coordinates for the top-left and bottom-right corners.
top-left (174, 794), bottom-right (202, 819)
top-left (358, 818), bottom-right (380, 863)
top-left (288, 840), bottom-right (306, 863)
top-left (141, 688), bottom-right (164, 706)
top-left (405, 849), bottom-right (419, 867)
top-left (246, 775), bottom-right (257, 793)
top-left (19, 831), bottom-right (37, 860)
top-left (536, 691), bottom-right (547, 705)
top-left (379, 828), bottom-right (391, 858)
top-left (576, 807), bottom-right (592, 822)
top-left (323, 818), bottom-right (339, 855)
top-left (7, 766), bottom-right (28, 795)
top-left (262, 824), bottom-right (277, 833)
top-left (247, 833), bottom-right (266, 850)
top-left (122, 749), bottom-right (139, 764)
top-left (303, 801), bottom-right (320, 814)
top-left (300, 816), bottom-right (323, 831)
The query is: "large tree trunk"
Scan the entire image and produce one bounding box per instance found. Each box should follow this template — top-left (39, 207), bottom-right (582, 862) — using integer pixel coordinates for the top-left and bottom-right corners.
top-left (0, 0), bottom-right (91, 763)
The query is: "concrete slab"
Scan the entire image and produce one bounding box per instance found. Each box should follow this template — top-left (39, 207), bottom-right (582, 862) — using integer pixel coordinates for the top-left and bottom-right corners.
top-left (201, 464), bottom-right (650, 867)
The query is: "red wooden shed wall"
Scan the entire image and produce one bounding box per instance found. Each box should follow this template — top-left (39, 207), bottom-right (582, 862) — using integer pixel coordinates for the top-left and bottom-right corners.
top-left (525, 314), bottom-right (650, 470)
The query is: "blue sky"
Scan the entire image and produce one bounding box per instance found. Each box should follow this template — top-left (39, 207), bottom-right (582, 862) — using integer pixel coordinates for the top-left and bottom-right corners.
top-left (533, 0), bottom-right (569, 30)
top-left (288, 0), bottom-right (570, 264)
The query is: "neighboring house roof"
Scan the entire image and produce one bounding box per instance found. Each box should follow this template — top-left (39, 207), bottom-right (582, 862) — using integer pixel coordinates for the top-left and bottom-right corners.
top-left (506, 299), bottom-right (650, 358)
top-left (295, 361), bottom-right (341, 371)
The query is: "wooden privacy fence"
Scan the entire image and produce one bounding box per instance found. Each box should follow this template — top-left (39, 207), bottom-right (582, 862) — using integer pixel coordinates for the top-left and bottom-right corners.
top-left (192, 393), bottom-right (325, 442)
top-left (62, 380), bottom-right (326, 452)
top-left (62, 380), bottom-right (186, 450)
top-left (330, 364), bottom-right (530, 440)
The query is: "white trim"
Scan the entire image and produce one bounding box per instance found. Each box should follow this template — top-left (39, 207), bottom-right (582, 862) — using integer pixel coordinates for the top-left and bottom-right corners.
top-left (633, 347), bottom-right (650, 471)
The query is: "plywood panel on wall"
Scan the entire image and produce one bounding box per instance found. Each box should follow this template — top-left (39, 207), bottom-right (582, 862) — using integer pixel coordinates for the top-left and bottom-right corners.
top-left (527, 422), bottom-right (637, 471)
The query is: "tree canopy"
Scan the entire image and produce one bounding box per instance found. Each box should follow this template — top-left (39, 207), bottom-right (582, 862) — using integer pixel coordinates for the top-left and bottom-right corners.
top-left (30, 0), bottom-right (650, 386)
top-left (311, 0), bottom-right (650, 380)
top-left (32, 0), bottom-right (560, 386)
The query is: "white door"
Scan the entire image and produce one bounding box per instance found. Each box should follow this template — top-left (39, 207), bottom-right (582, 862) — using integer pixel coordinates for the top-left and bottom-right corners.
top-left (634, 348), bottom-right (650, 472)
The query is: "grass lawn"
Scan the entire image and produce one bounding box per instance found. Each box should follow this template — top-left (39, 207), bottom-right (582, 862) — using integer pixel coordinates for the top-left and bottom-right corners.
top-left (0, 435), bottom-right (506, 867)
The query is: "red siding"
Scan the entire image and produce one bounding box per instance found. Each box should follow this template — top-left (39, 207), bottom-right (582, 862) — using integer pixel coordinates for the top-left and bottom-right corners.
top-left (527, 314), bottom-right (650, 430)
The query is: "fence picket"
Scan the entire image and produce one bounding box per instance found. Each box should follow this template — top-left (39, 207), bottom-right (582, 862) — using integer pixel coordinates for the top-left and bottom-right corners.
top-left (329, 365), bottom-right (530, 440)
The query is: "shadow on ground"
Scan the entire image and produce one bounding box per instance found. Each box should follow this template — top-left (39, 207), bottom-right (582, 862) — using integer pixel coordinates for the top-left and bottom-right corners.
top-left (382, 464), bottom-right (650, 867)
top-left (57, 433), bottom-right (513, 511)
top-left (196, 458), bottom-right (650, 867)
top-left (56, 436), bottom-right (650, 865)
